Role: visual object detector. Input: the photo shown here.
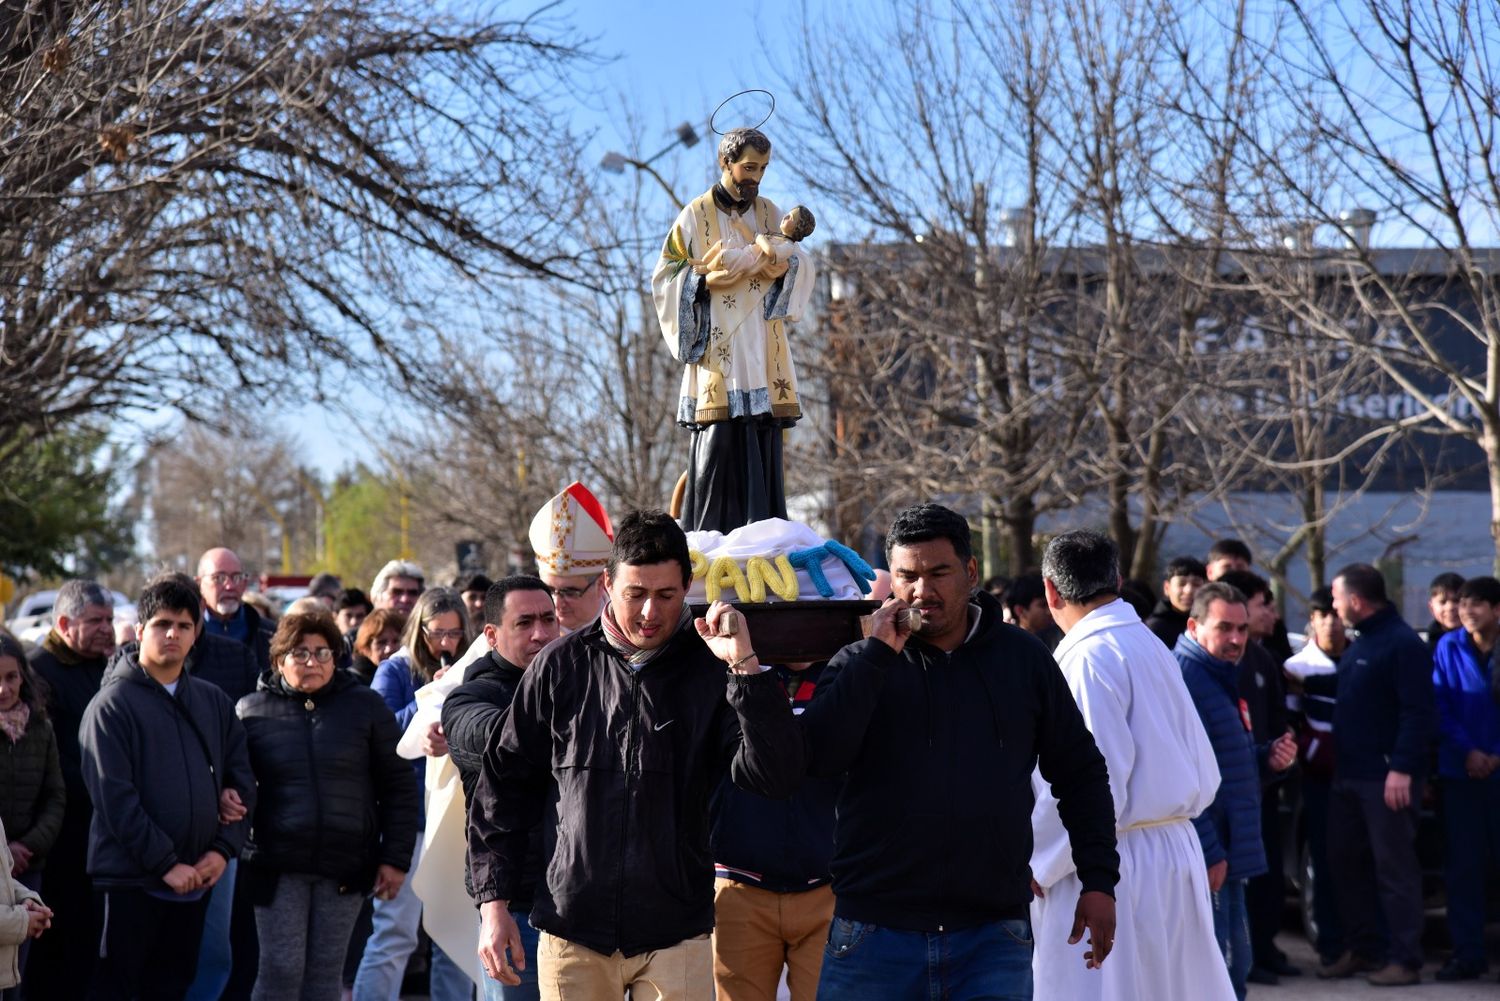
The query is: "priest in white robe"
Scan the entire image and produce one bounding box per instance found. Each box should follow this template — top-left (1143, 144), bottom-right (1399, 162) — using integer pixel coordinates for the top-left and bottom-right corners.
top-left (1031, 530), bottom-right (1234, 1001)
top-left (651, 126), bottom-right (814, 533)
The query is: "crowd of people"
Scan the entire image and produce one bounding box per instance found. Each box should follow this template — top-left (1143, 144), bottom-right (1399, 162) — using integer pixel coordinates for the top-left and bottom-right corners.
top-left (0, 484), bottom-right (1495, 1001)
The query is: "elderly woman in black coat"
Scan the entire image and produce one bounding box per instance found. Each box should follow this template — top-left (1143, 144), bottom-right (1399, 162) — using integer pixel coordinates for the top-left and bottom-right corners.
top-left (236, 610), bottom-right (418, 1001)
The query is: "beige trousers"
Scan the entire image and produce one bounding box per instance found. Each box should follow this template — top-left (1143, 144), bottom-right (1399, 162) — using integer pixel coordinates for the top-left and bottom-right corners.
top-left (537, 930), bottom-right (712, 1001)
top-left (711, 878), bottom-right (835, 1001)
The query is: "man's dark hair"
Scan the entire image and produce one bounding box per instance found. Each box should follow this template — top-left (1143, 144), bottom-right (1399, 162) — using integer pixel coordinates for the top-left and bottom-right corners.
top-left (1216, 569), bottom-right (1272, 604)
top-left (138, 577), bottom-right (203, 628)
top-left (885, 504), bottom-right (972, 564)
top-left (1041, 530), bottom-right (1120, 604)
top-left (454, 572), bottom-right (495, 595)
top-left (718, 127), bottom-right (771, 166)
top-left (336, 587), bottom-right (372, 614)
top-left (1001, 574), bottom-right (1046, 615)
top-left (1459, 575), bottom-right (1500, 606)
top-left (1163, 556), bottom-right (1207, 583)
top-left (1190, 581), bottom-right (1247, 622)
top-left (482, 576), bottom-right (553, 627)
top-left (1208, 538), bottom-right (1253, 564)
top-left (1120, 578), bottom-right (1156, 619)
top-left (1429, 571), bottom-right (1464, 596)
top-left (607, 510), bottom-right (693, 586)
top-left (1334, 563), bottom-right (1388, 604)
top-left (307, 572), bottom-right (341, 599)
top-left (1308, 586), bottom-right (1335, 614)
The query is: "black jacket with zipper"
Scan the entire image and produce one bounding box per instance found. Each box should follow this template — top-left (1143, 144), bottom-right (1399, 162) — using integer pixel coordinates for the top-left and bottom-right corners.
top-left (235, 669), bottom-right (418, 890)
top-left (442, 650), bottom-right (543, 909)
top-left (800, 590), bottom-right (1119, 931)
top-left (467, 616), bottom-right (804, 957)
top-left (80, 648), bottom-right (257, 889)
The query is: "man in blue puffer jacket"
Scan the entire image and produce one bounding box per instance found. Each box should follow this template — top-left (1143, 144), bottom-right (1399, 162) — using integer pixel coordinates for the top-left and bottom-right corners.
top-left (1175, 582), bottom-right (1297, 1001)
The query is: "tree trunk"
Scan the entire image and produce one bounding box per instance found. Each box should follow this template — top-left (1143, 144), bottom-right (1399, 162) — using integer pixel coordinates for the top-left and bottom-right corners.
top-left (1003, 493), bottom-right (1037, 576)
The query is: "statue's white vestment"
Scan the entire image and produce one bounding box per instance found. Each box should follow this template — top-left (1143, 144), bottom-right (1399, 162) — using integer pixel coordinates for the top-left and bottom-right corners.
top-left (1030, 599), bottom-right (1235, 1001)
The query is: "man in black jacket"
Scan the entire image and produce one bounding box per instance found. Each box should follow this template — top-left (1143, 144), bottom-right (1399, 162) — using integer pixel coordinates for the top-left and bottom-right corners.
top-left (26, 578), bottom-right (116, 998)
top-left (468, 510), bottom-right (803, 1000)
top-left (801, 504), bottom-right (1119, 1001)
top-left (443, 575), bottom-right (558, 1000)
top-left (79, 576), bottom-right (256, 1001)
top-left (1320, 563), bottom-right (1436, 987)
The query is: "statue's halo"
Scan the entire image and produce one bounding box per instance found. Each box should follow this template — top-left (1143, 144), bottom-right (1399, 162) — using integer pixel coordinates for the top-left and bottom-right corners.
top-left (710, 89), bottom-right (776, 136)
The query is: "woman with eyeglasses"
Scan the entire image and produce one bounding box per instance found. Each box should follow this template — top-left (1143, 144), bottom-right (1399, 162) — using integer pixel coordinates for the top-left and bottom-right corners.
top-left (356, 588), bottom-right (473, 1001)
top-left (234, 610), bottom-right (418, 1001)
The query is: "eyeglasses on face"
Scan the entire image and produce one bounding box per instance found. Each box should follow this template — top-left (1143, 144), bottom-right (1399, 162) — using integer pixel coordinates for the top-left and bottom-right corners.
top-left (199, 572), bottom-right (249, 587)
top-left (287, 646), bottom-right (335, 664)
top-left (552, 575), bottom-right (601, 601)
top-left (424, 626), bottom-right (465, 642)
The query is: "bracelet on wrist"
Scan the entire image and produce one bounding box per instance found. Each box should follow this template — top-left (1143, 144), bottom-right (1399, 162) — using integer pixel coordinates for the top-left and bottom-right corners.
top-left (727, 652), bottom-right (759, 673)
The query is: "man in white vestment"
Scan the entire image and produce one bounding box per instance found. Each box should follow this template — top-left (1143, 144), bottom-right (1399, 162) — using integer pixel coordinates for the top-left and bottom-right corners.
top-left (651, 127), bottom-right (815, 533)
top-left (1031, 530), bottom-right (1235, 1001)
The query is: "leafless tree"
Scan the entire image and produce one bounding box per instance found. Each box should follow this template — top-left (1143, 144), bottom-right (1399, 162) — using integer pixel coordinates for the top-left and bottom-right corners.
top-left (0, 0), bottom-right (593, 459)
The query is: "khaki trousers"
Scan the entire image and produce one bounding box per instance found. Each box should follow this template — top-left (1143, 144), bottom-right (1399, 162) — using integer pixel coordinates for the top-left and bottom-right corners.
top-left (538, 930), bottom-right (712, 1000)
top-left (711, 878), bottom-right (835, 1001)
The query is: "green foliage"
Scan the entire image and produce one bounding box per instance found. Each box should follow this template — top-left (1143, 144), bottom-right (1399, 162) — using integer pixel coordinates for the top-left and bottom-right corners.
top-left (0, 427), bottom-right (132, 580)
top-left (323, 467), bottom-right (405, 589)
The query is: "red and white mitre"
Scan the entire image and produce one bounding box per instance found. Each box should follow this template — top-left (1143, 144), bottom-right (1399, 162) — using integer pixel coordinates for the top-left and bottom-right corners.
top-left (529, 482), bottom-right (615, 576)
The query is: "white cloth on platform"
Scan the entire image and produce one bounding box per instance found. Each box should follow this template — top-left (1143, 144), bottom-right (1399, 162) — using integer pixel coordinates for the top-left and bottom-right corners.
top-left (1030, 598), bottom-right (1233, 1001)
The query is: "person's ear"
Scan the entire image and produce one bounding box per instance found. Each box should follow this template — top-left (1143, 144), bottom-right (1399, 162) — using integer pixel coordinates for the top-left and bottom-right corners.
top-left (1043, 577), bottom-right (1064, 611)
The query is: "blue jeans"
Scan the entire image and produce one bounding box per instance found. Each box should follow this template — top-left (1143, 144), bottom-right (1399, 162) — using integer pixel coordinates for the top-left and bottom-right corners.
top-left (479, 910), bottom-right (540, 1001)
top-left (816, 916), bottom-right (1033, 1000)
top-left (1211, 878), bottom-right (1251, 1001)
top-left (184, 858), bottom-right (237, 1001)
top-left (352, 833), bottom-right (472, 1001)
top-left (1443, 772), bottom-right (1500, 966)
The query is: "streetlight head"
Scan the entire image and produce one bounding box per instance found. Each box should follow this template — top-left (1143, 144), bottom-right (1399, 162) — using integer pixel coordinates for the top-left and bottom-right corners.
top-left (599, 151), bottom-right (627, 174)
top-left (675, 122), bottom-right (700, 149)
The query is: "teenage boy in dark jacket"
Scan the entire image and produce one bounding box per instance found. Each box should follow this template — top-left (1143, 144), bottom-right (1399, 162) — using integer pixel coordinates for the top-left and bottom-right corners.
top-left (1322, 563), bottom-right (1436, 986)
top-left (709, 659), bottom-right (840, 1001)
top-left (79, 576), bottom-right (256, 1001)
top-left (801, 504), bottom-right (1119, 1001)
top-left (444, 574), bottom-right (558, 1001)
top-left (468, 511), bottom-right (802, 1000)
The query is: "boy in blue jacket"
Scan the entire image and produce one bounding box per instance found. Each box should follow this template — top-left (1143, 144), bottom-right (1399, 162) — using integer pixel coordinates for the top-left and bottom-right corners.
top-left (1431, 574), bottom-right (1500, 981)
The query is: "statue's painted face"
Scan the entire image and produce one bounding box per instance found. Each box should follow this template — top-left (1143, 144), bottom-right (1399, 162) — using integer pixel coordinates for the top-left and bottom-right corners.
top-left (721, 148), bottom-right (770, 201)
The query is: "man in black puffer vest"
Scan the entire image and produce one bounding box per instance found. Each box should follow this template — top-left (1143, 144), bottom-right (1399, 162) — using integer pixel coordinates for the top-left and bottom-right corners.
top-left (443, 575), bottom-right (559, 997)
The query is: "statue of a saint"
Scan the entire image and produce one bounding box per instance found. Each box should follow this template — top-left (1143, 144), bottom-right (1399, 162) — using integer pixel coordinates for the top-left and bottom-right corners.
top-left (652, 127), bottom-right (816, 533)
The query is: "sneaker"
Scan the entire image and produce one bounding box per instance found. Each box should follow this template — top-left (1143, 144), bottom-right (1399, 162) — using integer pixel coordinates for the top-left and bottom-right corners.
top-left (1435, 957), bottom-right (1486, 982)
top-left (1318, 952), bottom-right (1382, 979)
top-left (1366, 963), bottom-right (1420, 986)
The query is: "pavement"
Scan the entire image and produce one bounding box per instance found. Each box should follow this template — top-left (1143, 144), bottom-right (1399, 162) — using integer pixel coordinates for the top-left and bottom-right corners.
top-left (1254, 928), bottom-right (1500, 999)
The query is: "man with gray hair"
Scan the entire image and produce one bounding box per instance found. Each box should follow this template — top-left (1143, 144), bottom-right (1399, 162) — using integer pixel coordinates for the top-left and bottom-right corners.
top-left (1032, 531), bottom-right (1232, 1001)
top-left (26, 579), bottom-right (115, 996)
top-left (371, 559), bottom-right (425, 616)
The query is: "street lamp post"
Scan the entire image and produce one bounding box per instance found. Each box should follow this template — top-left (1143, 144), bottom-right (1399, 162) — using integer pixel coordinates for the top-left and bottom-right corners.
top-left (600, 120), bottom-right (701, 207)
